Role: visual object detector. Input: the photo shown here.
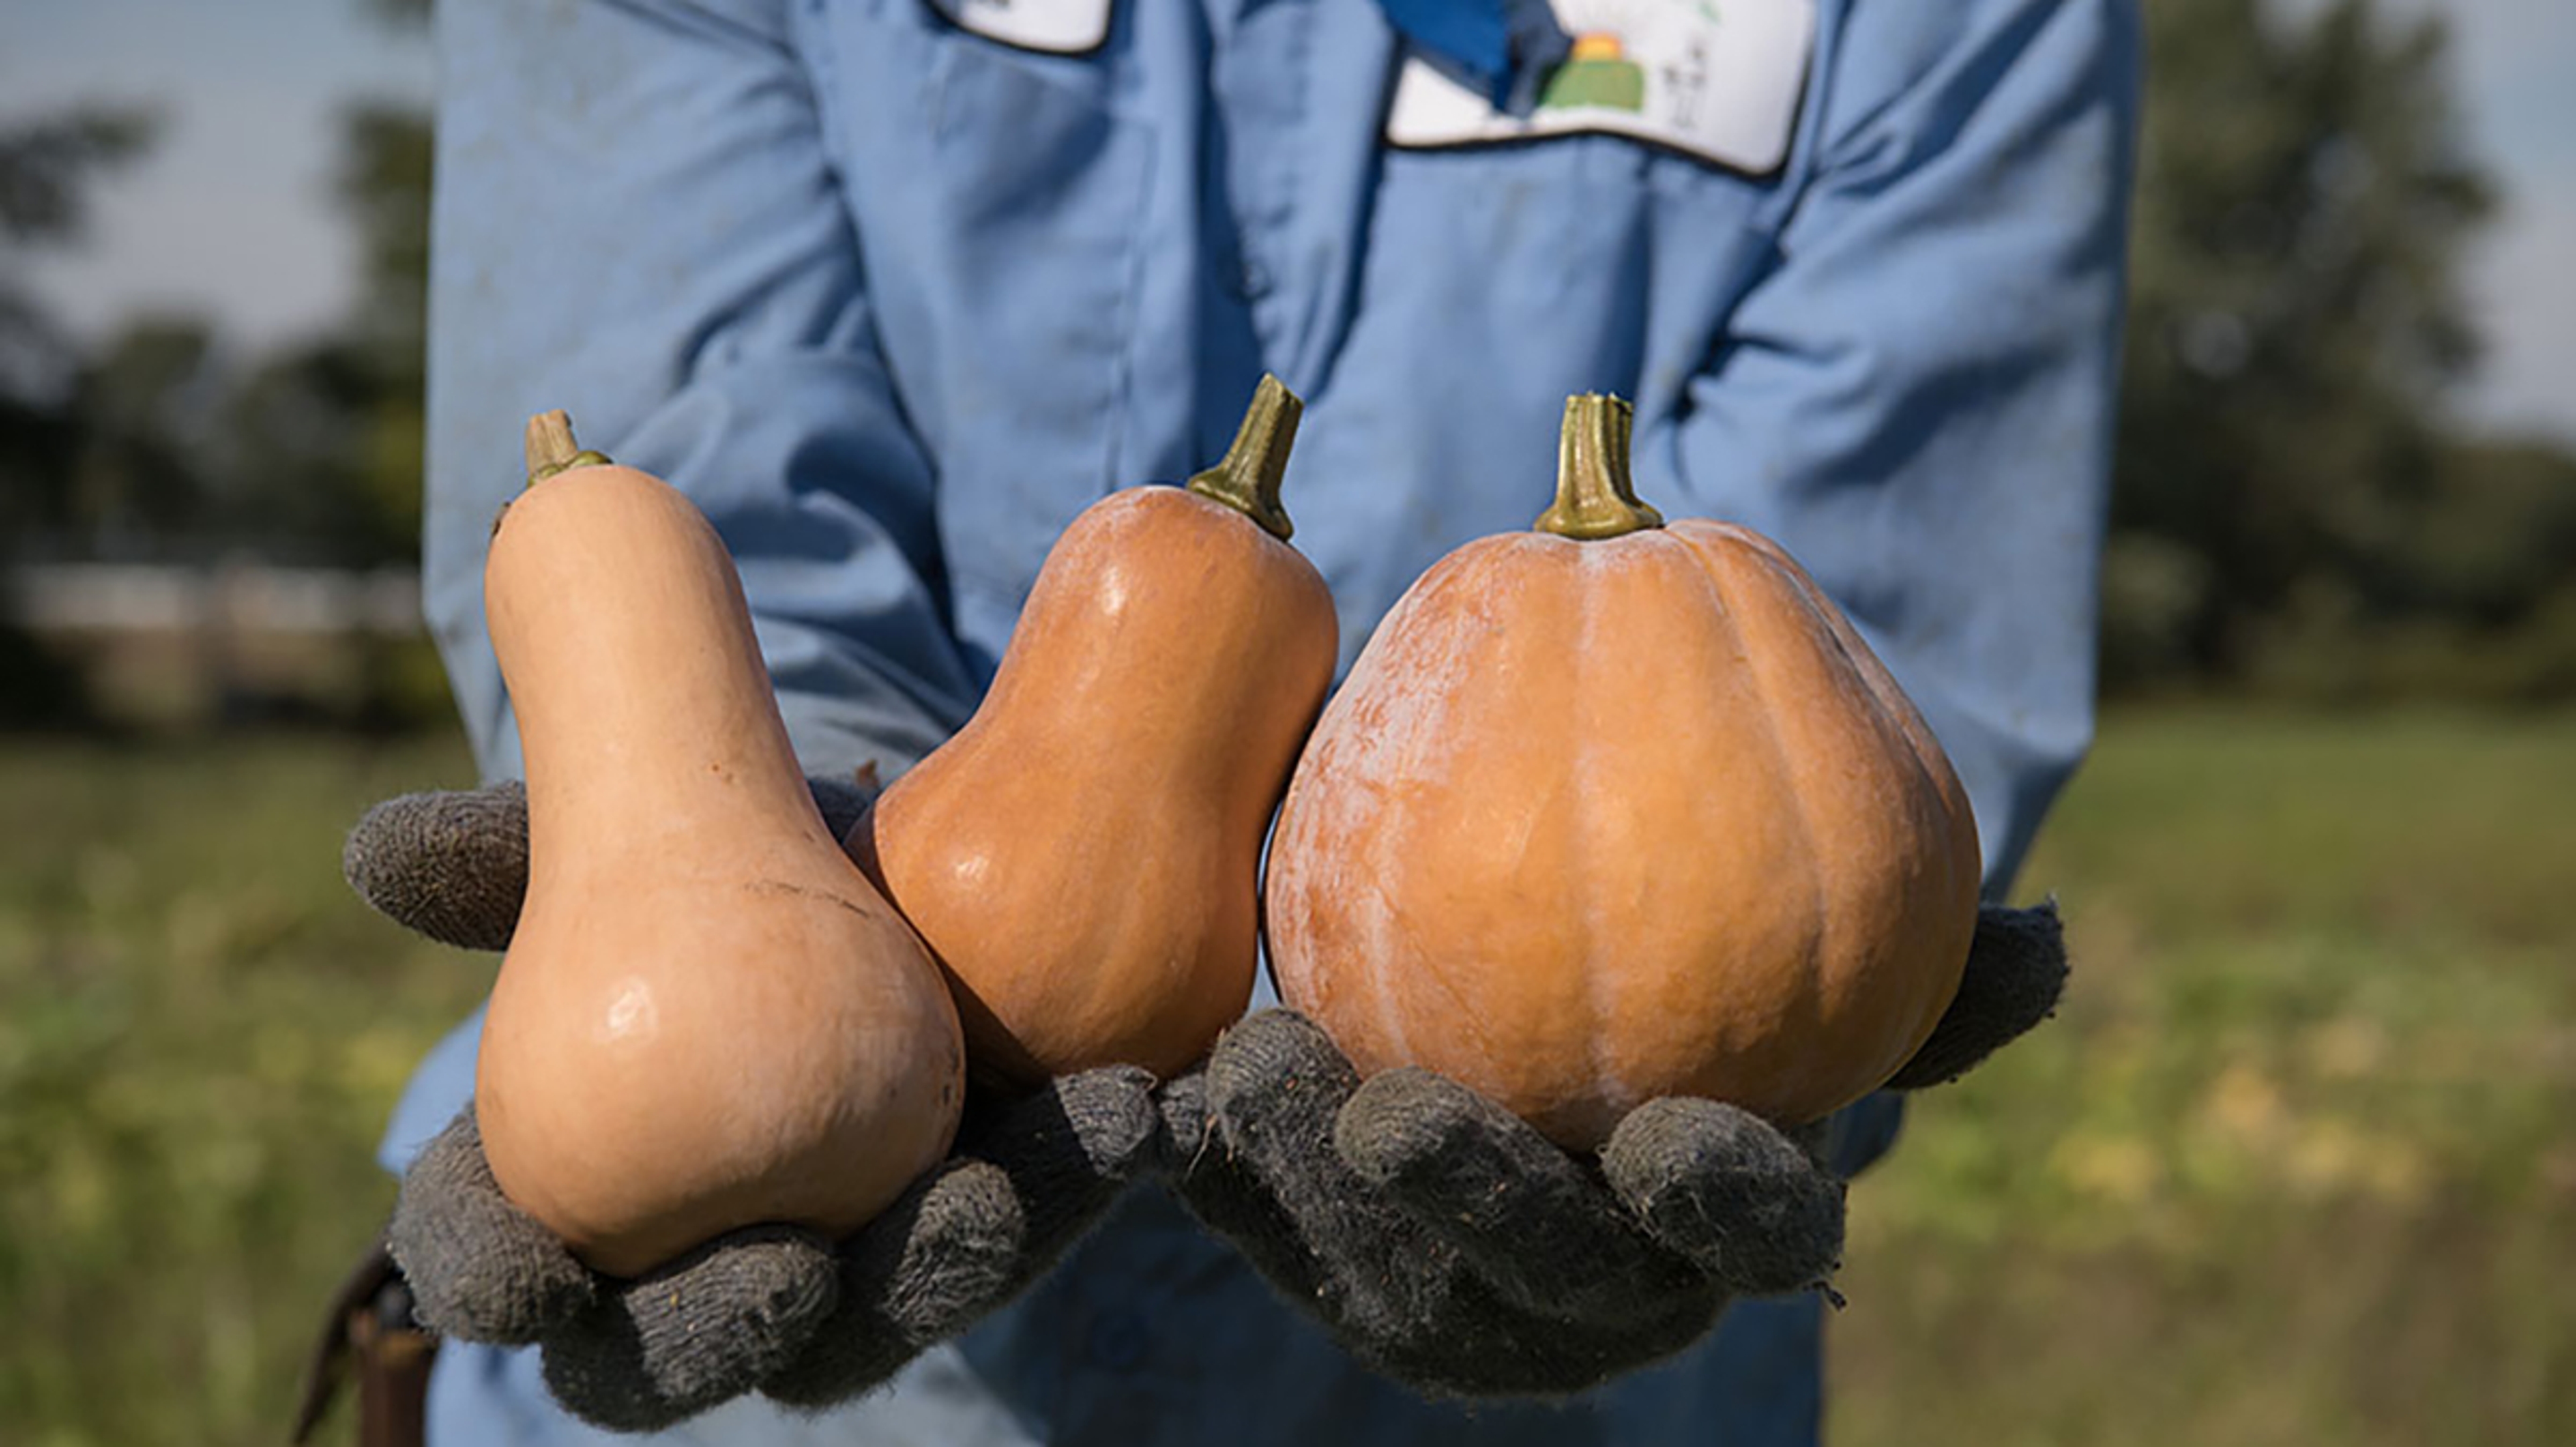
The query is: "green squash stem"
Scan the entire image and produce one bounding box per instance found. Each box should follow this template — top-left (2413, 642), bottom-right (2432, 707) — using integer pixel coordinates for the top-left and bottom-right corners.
top-left (1534, 394), bottom-right (1664, 540)
top-left (523, 410), bottom-right (612, 487)
top-left (1186, 374), bottom-right (1303, 541)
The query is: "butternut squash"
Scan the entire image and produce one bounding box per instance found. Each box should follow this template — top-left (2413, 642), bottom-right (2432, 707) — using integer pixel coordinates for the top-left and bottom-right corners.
top-left (851, 378), bottom-right (1338, 1089)
top-left (1263, 396), bottom-right (1980, 1148)
top-left (475, 413), bottom-right (965, 1277)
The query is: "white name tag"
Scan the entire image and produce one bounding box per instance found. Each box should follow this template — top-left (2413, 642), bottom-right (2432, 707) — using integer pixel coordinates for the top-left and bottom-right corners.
top-left (1386, 0), bottom-right (1816, 175)
top-left (935, 0), bottom-right (1114, 56)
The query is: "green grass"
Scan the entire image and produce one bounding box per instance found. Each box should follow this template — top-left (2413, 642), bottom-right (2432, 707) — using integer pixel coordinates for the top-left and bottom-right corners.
top-left (0, 731), bottom-right (488, 1446)
top-left (1, 710), bottom-right (2569, 1444)
top-left (1834, 707), bottom-right (2576, 1446)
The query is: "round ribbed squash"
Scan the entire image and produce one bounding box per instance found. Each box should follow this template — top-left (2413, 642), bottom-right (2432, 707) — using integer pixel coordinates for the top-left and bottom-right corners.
top-left (1264, 396), bottom-right (1981, 1148)
top-left (474, 414), bottom-right (965, 1277)
top-left (851, 377), bottom-right (1339, 1089)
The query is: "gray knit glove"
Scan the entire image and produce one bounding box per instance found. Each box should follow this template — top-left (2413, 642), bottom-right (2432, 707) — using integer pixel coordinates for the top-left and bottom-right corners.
top-left (344, 781), bottom-right (1158, 1430)
top-left (1161, 902), bottom-right (2068, 1399)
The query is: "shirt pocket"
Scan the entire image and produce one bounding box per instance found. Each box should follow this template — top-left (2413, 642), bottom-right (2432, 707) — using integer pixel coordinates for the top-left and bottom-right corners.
top-left (1361, 137), bottom-right (1783, 412)
top-left (816, 5), bottom-right (1155, 671)
top-left (1298, 137), bottom-right (1784, 629)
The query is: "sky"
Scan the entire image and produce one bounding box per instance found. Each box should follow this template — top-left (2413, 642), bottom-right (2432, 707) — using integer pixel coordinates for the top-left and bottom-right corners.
top-left (3, 0), bottom-right (2571, 443)
top-left (3, 0), bottom-right (431, 350)
top-left (2376, 0), bottom-right (2576, 444)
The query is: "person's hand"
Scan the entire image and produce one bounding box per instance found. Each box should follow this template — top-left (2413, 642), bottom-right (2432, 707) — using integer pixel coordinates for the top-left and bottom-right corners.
top-left (343, 780), bottom-right (1159, 1430)
top-left (1157, 902), bottom-right (2068, 1398)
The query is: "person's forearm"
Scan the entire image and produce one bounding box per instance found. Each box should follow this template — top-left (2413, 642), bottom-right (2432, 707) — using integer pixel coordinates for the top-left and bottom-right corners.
top-left (1648, 0), bottom-right (2142, 888)
top-left (423, 0), bottom-right (977, 784)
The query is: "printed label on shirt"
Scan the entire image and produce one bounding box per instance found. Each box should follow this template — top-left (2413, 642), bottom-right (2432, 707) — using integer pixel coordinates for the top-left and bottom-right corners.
top-left (1385, 0), bottom-right (1815, 175)
top-left (932, 0), bottom-right (1114, 56)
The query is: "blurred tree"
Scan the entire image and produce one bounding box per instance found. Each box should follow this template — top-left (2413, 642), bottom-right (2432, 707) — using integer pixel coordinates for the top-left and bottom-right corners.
top-left (219, 7), bottom-right (432, 566)
top-left (64, 316), bottom-right (226, 550)
top-left (0, 106), bottom-right (158, 533)
top-left (224, 327), bottom-right (417, 564)
top-left (0, 105), bottom-right (156, 727)
top-left (6, 4), bottom-right (430, 568)
top-left (2, 4), bottom-right (439, 730)
top-left (2241, 439), bottom-right (2576, 702)
top-left (2401, 441), bottom-right (2576, 629)
top-left (2108, 0), bottom-right (2503, 694)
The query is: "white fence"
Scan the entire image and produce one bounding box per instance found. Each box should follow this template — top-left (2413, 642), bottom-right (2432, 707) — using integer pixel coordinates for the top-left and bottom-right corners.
top-left (5, 563), bottom-right (425, 637)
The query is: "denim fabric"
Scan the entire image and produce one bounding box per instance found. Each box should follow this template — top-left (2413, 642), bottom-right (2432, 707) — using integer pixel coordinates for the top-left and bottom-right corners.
top-left (398, 0), bottom-right (2139, 1440)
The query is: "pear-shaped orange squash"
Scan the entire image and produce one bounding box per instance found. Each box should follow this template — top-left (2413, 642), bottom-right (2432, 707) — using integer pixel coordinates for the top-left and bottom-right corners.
top-left (1264, 396), bottom-right (1981, 1148)
top-left (474, 415), bottom-right (965, 1277)
top-left (853, 378), bottom-right (1339, 1089)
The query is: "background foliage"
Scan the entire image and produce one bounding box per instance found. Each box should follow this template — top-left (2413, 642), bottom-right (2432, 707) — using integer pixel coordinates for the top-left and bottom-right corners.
top-left (7, 0), bottom-right (2576, 709)
top-left (1836, 708), bottom-right (2576, 1445)
top-left (2109, 0), bottom-right (2576, 701)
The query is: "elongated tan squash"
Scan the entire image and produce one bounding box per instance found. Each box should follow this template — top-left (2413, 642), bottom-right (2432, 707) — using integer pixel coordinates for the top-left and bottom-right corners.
top-left (1264, 396), bottom-right (1981, 1147)
top-left (851, 378), bottom-right (1339, 1088)
top-left (474, 414), bottom-right (965, 1277)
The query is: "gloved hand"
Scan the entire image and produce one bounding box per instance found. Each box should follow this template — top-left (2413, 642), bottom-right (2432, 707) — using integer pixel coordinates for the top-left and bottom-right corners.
top-left (1158, 902), bottom-right (2068, 1398)
top-left (343, 779), bottom-right (1159, 1430)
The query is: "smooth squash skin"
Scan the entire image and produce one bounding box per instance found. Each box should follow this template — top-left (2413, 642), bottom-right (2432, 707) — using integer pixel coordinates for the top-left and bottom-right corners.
top-left (852, 378), bottom-right (1339, 1089)
top-left (1263, 396), bottom-right (1982, 1148)
top-left (475, 416), bottom-right (965, 1277)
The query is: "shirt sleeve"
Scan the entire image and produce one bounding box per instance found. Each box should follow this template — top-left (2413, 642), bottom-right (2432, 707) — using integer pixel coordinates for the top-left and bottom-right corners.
top-left (423, 0), bottom-right (979, 784)
top-left (1648, 0), bottom-right (2143, 890)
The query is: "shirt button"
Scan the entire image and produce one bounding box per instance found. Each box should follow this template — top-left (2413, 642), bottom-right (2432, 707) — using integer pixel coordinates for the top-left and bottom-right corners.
top-left (1087, 1309), bottom-right (1151, 1372)
top-left (1233, 259), bottom-right (1273, 301)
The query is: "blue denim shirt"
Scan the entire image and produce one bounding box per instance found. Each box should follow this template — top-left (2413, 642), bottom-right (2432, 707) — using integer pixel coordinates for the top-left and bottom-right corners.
top-left (390, 0), bottom-right (2139, 1440)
